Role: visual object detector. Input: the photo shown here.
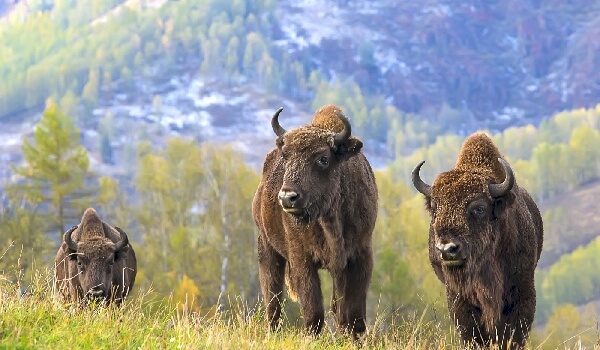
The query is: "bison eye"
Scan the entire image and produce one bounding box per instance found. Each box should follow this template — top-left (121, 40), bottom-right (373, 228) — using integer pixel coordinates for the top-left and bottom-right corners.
top-left (316, 156), bottom-right (330, 168)
top-left (472, 205), bottom-right (486, 217)
top-left (77, 261), bottom-right (85, 270)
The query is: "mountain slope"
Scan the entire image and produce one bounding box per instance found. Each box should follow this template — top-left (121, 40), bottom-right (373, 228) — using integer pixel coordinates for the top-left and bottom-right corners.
top-left (275, 0), bottom-right (600, 131)
top-left (538, 180), bottom-right (600, 269)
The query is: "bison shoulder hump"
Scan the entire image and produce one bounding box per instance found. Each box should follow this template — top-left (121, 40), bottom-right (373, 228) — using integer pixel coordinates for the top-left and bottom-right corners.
top-left (311, 104), bottom-right (346, 132)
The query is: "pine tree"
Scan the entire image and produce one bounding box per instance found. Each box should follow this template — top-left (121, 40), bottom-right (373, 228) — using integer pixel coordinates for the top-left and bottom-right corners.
top-left (10, 99), bottom-right (91, 237)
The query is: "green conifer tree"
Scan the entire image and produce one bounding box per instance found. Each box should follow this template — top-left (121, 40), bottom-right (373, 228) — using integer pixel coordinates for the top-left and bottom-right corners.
top-left (11, 99), bottom-right (90, 237)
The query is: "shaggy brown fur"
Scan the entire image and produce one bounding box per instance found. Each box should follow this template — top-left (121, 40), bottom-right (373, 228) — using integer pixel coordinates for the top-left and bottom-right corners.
top-left (252, 105), bottom-right (378, 337)
top-left (54, 208), bottom-right (137, 306)
top-left (311, 104), bottom-right (346, 132)
top-left (412, 132), bottom-right (543, 349)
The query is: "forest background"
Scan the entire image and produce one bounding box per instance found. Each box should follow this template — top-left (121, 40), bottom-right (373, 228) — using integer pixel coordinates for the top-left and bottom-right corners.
top-left (1, 0), bottom-right (600, 348)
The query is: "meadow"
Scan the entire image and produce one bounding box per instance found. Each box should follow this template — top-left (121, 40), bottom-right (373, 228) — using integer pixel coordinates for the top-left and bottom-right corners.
top-left (0, 267), bottom-right (595, 350)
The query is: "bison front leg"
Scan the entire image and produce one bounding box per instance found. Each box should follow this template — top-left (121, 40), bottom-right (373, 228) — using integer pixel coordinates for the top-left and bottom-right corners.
top-left (498, 283), bottom-right (536, 349)
top-left (258, 235), bottom-right (286, 331)
top-left (288, 259), bottom-right (324, 335)
top-left (331, 248), bottom-right (373, 337)
top-left (447, 291), bottom-right (491, 347)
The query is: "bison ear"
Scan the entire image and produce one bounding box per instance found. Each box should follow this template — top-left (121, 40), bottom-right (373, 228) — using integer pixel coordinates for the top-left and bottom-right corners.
top-left (115, 245), bottom-right (130, 261)
top-left (336, 136), bottom-right (363, 158)
top-left (492, 192), bottom-right (516, 219)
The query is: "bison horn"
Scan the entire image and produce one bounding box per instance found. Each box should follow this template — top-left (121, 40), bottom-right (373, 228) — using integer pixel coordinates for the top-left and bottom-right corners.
top-left (412, 161), bottom-right (432, 196)
top-left (488, 158), bottom-right (515, 198)
top-left (271, 107), bottom-right (286, 137)
top-left (333, 110), bottom-right (351, 145)
top-left (64, 225), bottom-right (79, 252)
top-left (113, 227), bottom-right (129, 252)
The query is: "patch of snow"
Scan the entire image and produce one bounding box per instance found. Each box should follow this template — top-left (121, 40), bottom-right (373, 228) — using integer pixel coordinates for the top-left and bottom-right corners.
top-left (128, 106), bottom-right (147, 118)
top-left (526, 85), bottom-right (538, 92)
top-left (194, 93), bottom-right (227, 108)
top-left (91, 0), bottom-right (169, 27)
top-left (0, 134), bottom-right (22, 147)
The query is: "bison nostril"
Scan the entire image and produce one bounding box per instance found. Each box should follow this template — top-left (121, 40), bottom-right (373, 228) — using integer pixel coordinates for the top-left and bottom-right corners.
top-left (278, 191), bottom-right (299, 206)
top-left (436, 242), bottom-right (460, 254)
top-left (444, 243), bottom-right (459, 254)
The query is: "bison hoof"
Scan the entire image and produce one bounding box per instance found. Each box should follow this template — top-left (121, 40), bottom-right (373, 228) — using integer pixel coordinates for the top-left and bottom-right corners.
top-left (304, 316), bottom-right (325, 336)
top-left (340, 318), bottom-right (366, 336)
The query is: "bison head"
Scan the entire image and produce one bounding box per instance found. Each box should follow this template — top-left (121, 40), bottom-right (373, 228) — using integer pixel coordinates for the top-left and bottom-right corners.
top-left (63, 225), bottom-right (130, 301)
top-left (412, 158), bottom-right (514, 268)
top-left (271, 107), bottom-right (363, 222)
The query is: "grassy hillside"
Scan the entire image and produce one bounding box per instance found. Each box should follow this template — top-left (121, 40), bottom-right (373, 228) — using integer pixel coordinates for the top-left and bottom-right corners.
top-left (0, 270), bottom-right (455, 350)
top-left (0, 270), bottom-right (596, 350)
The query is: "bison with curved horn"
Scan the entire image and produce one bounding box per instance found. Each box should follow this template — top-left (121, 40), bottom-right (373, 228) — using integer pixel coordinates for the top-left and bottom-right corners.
top-left (54, 208), bottom-right (137, 306)
top-left (252, 104), bottom-right (378, 337)
top-left (412, 132), bottom-right (543, 349)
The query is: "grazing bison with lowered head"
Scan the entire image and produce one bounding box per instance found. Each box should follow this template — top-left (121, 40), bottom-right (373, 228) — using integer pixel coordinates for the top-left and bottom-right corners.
top-left (412, 132), bottom-right (543, 349)
top-left (54, 208), bottom-right (137, 306)
top-left (252, 104), bottom-right (378, 337)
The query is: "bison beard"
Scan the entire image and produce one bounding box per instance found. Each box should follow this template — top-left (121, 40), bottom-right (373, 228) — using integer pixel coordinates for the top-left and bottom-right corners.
top-left (253, 105), bottom-right (378, 338)
top-left (413, 132), bottom-right (543, 349)
top-left (445, 239), bottom-right (504, 334)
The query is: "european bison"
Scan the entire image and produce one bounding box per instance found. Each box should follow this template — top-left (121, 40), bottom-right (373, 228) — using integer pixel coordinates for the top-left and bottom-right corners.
top-left (252, 104), bottom-right (378, 337)
top-left (412, 132), bottom-right (543, 349)
top-left (54, 208), bottom-right (137, 306)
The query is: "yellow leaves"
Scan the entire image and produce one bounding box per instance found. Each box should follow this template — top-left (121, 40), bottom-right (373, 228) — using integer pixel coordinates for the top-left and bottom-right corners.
top-left (541, 303), bottom-right (598, 349)
top-left (174, 275), bottom-right (202, 312)
top-left (541, 237), bottom-right (600, 308)
top-left (98, 176), bottom-right (119, 204)
top-left (510, 158), bottom-right (534, 193)
top-left (133, 138), bottom-right (260, 306)
top-left (372, 170), bottom-right (439, 308)
top-left (137, 154), bottom-right (173, 193)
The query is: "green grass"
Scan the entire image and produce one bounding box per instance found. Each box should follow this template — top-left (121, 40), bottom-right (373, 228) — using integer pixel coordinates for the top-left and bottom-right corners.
top-left (0, 270), bottom-right (594, 350)
top-left (0, 268), bottom-right (456, 350)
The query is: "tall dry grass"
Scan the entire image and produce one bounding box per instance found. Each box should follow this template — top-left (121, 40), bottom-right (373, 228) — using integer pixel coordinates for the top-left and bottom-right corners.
top-left (0, 256), bottom-right (596, 349)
